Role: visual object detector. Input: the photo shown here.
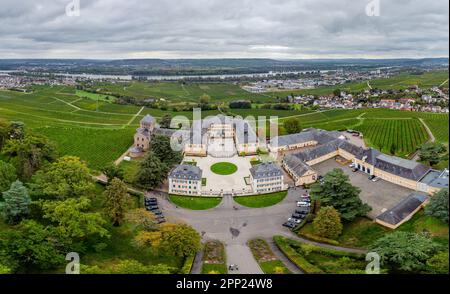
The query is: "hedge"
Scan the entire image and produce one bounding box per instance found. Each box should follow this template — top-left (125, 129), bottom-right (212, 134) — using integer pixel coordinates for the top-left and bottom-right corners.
top-left (180, 255), bottom-right (196, 274)
top-left (298, 232), bottom-right (340, 246)
top-left (273, 236), bottom-right (323, 274)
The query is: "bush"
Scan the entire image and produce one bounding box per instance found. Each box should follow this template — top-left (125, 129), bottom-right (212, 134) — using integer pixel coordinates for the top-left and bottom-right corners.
top-left (273, 236), bottom-right (323, 273)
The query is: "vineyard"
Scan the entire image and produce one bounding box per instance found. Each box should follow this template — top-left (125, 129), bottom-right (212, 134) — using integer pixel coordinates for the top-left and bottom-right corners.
top-left (354, 119), bottom-right (429, 157)
top-left (423, 118), bottom-right (449, 144)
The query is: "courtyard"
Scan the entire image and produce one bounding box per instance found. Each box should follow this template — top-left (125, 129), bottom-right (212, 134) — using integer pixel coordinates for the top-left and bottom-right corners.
top-left (311, 158), bottom-right (414, 219)
top-left (183, 155), bottom-right (254, 195)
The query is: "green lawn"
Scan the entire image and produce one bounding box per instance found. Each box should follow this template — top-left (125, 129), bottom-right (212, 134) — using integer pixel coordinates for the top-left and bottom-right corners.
top-left (273, 236), bottom-right (366, 274)
top-left (75, 90), bottom-right (118, 102)
top-left (234, 191), bottom-right (288, 208)
top-left (168, 195), bottom-right (222, 210)
top-left (210, 162), bottom-right (238, 175)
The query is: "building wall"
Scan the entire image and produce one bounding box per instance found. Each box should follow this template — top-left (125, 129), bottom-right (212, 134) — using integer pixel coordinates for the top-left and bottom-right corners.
top-left (169, 178), bottom-right (202, 196)
top-left (184, 144), bottom-right (207, 156)
top-left (269, 140), bottom-right (317, 152)
top-left (353, 158), bottom-right (375, 175)
top-left (306, 150), bottom-right (339, 166)
top-left (337, 148), bottom-right (356, 161)
top-left (236, 142), bottom-right (258, 155)
top-left (295, 170), bottom-right (317, 186)
top-left (134, 133), bottom-right (150, 151)
top-left (251, 174), bottom-right (284, 194)
top-left (373, 169), bottom-right (418, 190)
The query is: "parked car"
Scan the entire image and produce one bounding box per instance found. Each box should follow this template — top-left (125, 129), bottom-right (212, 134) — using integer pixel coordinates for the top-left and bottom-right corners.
top-left (295, 208), bottom-right (309, 214)
top-left (288, 218), bottom-right (302, 224)
top-left (352, 168), bottom-right (358, 172)
top-left (152, 210), bottom-right (163, 216)
top-left (146, 205), bottom-right (159, 211)
top-left (282, 221), bottom-right (297, 229)
top-left (156, 218), bottom-right (166, 224)
top-left (349, 163), bottom-right (355, 168)
top-left (297, 201), bottom-right (311, 207)
top-left (292, 213), bottom-right (305, 220)
top-left (372, 177), bottom-right (381, 182)
top-left (301, 193), bottom-right (310, 199)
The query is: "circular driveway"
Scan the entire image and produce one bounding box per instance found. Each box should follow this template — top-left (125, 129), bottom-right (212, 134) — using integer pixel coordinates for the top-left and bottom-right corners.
top-left (153, 188), bottom-right (307, 274)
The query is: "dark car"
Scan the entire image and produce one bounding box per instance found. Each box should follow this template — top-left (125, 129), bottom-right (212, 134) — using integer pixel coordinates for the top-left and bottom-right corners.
top-left (156, 218), bottom-right (166, 224)
top-left (352, 168), bottom-right (358, 172)
top-left (282, 221), bottom-right (297, 229)
top-left (292, 213), bottom-right (305, 220)
top-left (145, 199), bottom-right (157, 204)
top-left (295, 209), bottom-right (309, 215)
top-left (152, 210), bottom-right (163, 216)
top-left (146, 205), bottom-right (159, 211)
top-left (368, 175), bottom-right (376, 180)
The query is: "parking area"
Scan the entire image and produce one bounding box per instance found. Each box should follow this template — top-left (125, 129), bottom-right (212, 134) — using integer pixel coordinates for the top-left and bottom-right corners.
top-left (312, 158), bottom-right (414, 219)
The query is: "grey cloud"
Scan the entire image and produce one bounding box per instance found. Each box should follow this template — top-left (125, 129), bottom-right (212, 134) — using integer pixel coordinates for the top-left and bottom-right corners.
top-left (0, 0), bottom-right (448, 58)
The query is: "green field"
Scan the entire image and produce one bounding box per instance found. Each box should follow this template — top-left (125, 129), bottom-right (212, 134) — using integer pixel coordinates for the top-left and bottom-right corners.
top-left (75, 90), bottom-right (118, 102)
top-left (210, 162), bottom-right (238, 175)
top-left (354, 118), bottom-right (429, 157)
top-left (89, 71), bottom-right (448, 102)
top-left (168, 195), bottom-right (222, 210)
top-left (233, 191), bottom-right (288, 208)
top-left (1, 79), bottom-right (448, 171)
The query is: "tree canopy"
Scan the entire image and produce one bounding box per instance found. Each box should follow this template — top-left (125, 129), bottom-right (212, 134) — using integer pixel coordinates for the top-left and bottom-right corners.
top-left (0, 220), bottom-right (65, 271)
top-left (310, 168), bottom-right (371, 221)
top-left (370, 231), bottom-right (441, 273)
top-left (135, 152), bottom-right (169, 190)
top-left (2, 133), bottom-right (57, 179)
top-left (150, 135), bottom-right (182, 167)
top-left (41, 197), bottom-right (110, 241)
top-left (312, 206), bottom-right (343, 239)
top-left (425, 188), bottom-right (449, 224)
top-left (283, 118), bottom-right (302, 134)
top-left (30, 156), bottom-right (94, 199)
top-left (0, 160), bottom-right (17, 193)
top-left (418, 142), bottom-right (447, 166)
top-left (103, 178), bottom-right (131, 226)
top-left (1, 180), bottom-right (31, 224)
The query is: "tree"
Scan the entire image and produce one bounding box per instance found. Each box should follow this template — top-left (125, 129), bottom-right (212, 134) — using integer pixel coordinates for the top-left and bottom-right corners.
top-left (418, 142), bottom-right (447, 166)
top-left (426, 251), bottom-right (449, 274)
top-left (133, 223), bottom-right (200, 258)
top-left (333, 89), bottom-right (341, 97)
top-left (126, 208), bottom-right (157, 231)
top-left (283, 118), bottom-right (302, 134)
top-left (0, 119), bottom-right (9, 151)
top-left (160, 114), bottom-right (172, 129)
top-left (370, 232), bottom-right (441, 273)
top-left (0, 220), bottom-right (65, 271)
top-left (103, 178), bottom-right (131, 226)
top-left (161, 223), bottom-right (201, 258)
top-left (312, 206), bottom-right (343, 239)
top-left (1, 180), bottom-right (31, 224)
top-left (7, 121), bottom-right (25, 140)
top-left (150, 135), bottom-right (182, 167)
top-left (0, 160), bottom-right (17, 193)
top-left (135, 152), bottom-right (169, 190)
top-left (41, 197), bottom-right (109, 241)
top-left (2, 133), bottom-right (57, 179)
top-left (199, 94), bottom-right (211, 105)
top-left (81, 259), bottom-right (172, 274)
top-left (30, 156), bottom-right (94, 199)
top-left (425, 188), bottom-right (449, 223)
top-left (311, 168), bottom-right (371, 221)
top-left (102, 163), bottom-right (124, 183)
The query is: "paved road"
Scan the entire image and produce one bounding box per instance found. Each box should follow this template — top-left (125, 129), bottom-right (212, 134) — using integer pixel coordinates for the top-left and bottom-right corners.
top-left (151, 188), bottom-right (365, 274)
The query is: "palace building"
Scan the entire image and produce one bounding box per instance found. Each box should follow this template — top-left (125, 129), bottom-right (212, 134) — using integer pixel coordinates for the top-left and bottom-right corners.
top-left (279, 128), bottom-right (447, 195)
top-left (168, 164), bottom-right (203, 196)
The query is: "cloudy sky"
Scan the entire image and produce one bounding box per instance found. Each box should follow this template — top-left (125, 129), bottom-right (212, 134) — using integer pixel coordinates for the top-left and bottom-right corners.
top-left (0, 0), bottom-right (448, 59)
